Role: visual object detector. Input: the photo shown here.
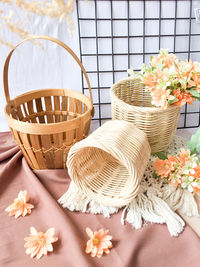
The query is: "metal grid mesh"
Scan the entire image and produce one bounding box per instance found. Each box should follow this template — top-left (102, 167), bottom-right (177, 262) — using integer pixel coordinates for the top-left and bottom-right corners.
top-left (77, 0), bottom-right (200, 130)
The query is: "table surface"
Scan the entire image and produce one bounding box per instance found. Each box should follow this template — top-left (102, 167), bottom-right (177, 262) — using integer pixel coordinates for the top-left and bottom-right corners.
top-left (1, 132), bottom-right (200, 267)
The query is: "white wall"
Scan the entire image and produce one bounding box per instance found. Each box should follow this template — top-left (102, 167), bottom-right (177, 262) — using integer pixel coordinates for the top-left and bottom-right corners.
top-left (0, 2), bottom-right (82, 132)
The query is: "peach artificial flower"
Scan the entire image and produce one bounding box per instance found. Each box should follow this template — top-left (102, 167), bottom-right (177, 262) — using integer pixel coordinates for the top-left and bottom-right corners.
top-left (5, 190), bottom-right (34, 218)
top-left (85, 227), bottom-right (112, 258)
top-left (167, 155), bottom-right (179, 166)
top-left (143, 69), bottom-right (164, 90)
top-left (169, 174), bottom-right (180, 186)
top-left (193, 164), bottom-right (200, 179)
top-left (178, 149), bottom-right (190, 167)
top-left (153, 158), bottom-right (175, 178)
top-left (179, 60), bottom-right (195, 79)
top-left (151, 53), bottom-right (176, 69)
top-left (188, 74), bottom-right (200, 92)
top-left (173, 89), bottom-right (194, 107)
top-left (151, 88), bottom-right (172, 108)
top-left (24, 227), bottom-right (58, 259)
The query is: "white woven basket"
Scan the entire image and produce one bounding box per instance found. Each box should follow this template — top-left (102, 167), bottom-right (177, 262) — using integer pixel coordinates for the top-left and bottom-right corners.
top-left (110, 77), bottom-right (181, 153)
top-left (67, 120), bottom-right (151, 207)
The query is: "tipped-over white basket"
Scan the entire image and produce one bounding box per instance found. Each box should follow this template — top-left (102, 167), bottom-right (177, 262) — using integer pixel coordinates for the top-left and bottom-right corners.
top-left (67, 120), bottom-right (151, 207)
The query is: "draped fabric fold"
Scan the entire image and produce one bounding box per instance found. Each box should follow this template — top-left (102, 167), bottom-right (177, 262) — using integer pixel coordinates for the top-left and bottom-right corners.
top-left (1, 132), bottom-right (200, 267)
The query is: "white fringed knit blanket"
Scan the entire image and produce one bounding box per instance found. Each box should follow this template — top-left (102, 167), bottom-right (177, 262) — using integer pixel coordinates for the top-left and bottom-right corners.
top-left (58, 136), bottom-right (199, 237)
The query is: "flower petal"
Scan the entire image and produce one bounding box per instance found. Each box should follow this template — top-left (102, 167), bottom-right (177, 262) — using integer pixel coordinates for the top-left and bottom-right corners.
top-left (14, 208), bottom-right (23, 218)
top-left (103, 248), bottom-right (110, 254)
top-left (86, 227), bottom-right (93, 239)
top-left (36, 247), bottom-right (43, 259)
top-left (85, 240), bottom-right (93, 254)
top-left (46, 244), bottom-right (53, 252)
top-left (30, 246), bottom-right (40, 258)
top-left (30, 227), bottom-right (38, 236)
top-left (91, 246), bottom-right (97, 257)
top-left (44, 228), bottom-right (55, 238)
top-left (97, 248), bottom-right (103, 258)
top-left (101, 235), bottom-right (112, 241)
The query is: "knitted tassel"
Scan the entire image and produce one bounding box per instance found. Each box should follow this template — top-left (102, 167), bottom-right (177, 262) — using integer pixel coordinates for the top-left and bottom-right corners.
top-left (58, 182), bottom-right (118, 217)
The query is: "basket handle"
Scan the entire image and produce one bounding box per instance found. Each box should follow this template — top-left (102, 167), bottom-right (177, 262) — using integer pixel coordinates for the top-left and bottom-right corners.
top-left (3, 35), bottom-right (94, 115)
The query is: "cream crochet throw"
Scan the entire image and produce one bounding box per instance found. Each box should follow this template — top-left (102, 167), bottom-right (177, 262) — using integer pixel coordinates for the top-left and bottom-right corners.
top-left (58, 136), bottom-right (199, 237)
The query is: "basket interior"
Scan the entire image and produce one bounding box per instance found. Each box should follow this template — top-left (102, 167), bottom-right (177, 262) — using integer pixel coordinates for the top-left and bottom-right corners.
top-left (8, 93), bottom-right (90, 124)
top-left (73, 147), bottom-right (131, 197)
top-left (113, 78), bottom-right (153, 107)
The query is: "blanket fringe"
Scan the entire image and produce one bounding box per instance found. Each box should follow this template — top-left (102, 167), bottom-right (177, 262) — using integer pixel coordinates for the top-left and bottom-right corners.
top-left (58, 182), bottom-right (118, 218)
top-left (121, 191), bottom-right (184, 237)
top-left (162, 184), bottom-right (199, 217)
top-left (58, 183), bottom-right (185, 236)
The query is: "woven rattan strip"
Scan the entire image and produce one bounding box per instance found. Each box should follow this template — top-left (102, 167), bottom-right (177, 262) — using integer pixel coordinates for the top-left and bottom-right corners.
top-left (110, 77), bottom-right (181, 153)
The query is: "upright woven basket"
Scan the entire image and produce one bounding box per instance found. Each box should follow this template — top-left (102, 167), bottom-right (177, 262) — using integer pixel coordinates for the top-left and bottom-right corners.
top-left (4, 36), bottom-right (94, 169)
top-left (110, 77), bottom-right (181, 153)
top-left (67, 120), bottom-right (151, 207)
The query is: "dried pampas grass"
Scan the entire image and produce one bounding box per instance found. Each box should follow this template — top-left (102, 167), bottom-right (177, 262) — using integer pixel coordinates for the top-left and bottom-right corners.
top-left (0, 0), bottom-right (77, 47)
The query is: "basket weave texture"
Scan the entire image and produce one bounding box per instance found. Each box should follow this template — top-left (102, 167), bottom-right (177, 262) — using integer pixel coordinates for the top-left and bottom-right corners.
top-left (67, 120), bottom-right (151, 207)
top-left (110, 77), bottom-right (181, 153)
top-left (4, 35), bottom-right (94, 170)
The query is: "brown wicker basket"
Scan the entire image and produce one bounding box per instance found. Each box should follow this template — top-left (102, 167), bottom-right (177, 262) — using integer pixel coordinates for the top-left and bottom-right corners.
top-left (110, 77), bottom-right (181, 153)
top-left (4, 35), bottom-right (94, 170)
top-left (67, 120), bottom-right (151, 207)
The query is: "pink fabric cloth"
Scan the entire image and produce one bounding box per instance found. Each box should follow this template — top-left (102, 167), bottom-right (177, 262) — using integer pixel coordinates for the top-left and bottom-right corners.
top-left (0, 132), bottom-right (200, 267)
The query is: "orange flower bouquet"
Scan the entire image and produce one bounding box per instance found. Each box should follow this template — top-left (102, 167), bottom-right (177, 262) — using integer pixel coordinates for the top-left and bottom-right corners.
top-left (129, 49), bottom-right (200, 109)
top-left (153, 149), bottom-right (200, 194)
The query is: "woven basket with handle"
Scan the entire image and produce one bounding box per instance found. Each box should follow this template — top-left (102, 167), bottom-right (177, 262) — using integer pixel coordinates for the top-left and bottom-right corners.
top-left (110, 77), bottom-right (181, 153)
top-left (4, 35), bottom-right (94, 170)
top-left (67, 120), bottom-right (151, 207)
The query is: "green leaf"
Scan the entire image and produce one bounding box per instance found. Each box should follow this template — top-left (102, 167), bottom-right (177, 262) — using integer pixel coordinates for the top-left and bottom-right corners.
top-left (174, 61), bottom-right (178, 69)
top-left (187, 128), bottom-right (200, 154)
top-left (157, 60), bottom-right (163, 70)
top-left (186, 89), bottom-right (200, 101)
top-left (153, 152), bottom-right (167, 160)
top-left (168, 97), bottom-right (179, 106)
top-left (152, 172), bottom-right (158, 178)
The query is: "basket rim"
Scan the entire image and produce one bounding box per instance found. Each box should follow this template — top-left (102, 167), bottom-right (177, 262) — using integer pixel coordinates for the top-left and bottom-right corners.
top-left (4, 88), bottom-right (93, 135)
top-left (110, 76), bottom-right (181, 113)
top-left (67, 144), bottom-right (141, 207)
top-left (68, 142), bottom-right (135, 175)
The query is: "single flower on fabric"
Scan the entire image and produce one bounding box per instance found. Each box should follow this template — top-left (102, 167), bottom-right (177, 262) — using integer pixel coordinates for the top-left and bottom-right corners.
top-left (5, 190), bottom-right (34, 218)
top-left (153, 158), bottom-right (175, 178)
top-left (24, 227), bottom-right (58, 259)
top-left (85, 227), bottom-right (112, 258)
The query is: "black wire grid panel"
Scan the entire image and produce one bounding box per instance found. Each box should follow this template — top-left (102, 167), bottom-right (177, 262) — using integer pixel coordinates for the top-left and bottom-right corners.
top-left (76, 0), bottom-right (200, 131)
